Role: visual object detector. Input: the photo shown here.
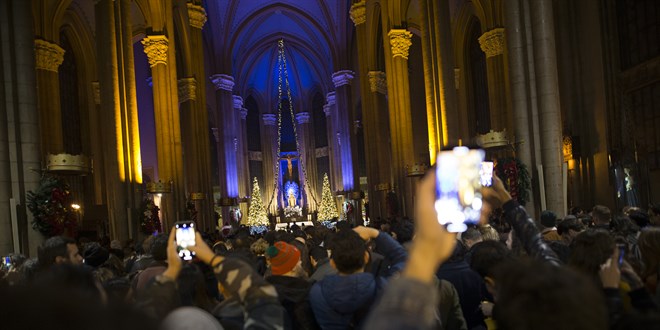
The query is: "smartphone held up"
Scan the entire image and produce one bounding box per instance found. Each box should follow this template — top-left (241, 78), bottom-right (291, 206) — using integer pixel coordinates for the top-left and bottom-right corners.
top-left (435, 147), bottom-right (486, 233)
top-left (175, 221), bottom-right (196, 261)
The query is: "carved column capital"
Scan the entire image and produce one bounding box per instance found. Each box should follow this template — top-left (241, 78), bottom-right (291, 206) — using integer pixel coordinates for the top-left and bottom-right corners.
top-left (240, 108), bottom-right (248, 120)
top-left (478, 28), bottom-right (505, 58)
top-left (232, 95), bottom-right (243, 109)
top-left (388, 29), bottom-right (413, 60)
top-left (141, 35), bottom-right (169, 67)
top-left (91, 82), bottom-right (100, 105)
top-left (349, 1), bottom-right (366, 26)
top-left (178, 77), bottom-right (197, 103)
top-left (367, 71), bottom-right (387, 94)
top-left (323, 104), bottom-right (331, 117)
top-left (332, 70), bottom-right (354, 88)
top-left (187, 3), bottom-right (207, 29)
top-left (209, 74), bottom-right (234, 91)
top-left (262, 113), bottom-right (277, 126)
top-left (295, 112), bottom-right (310, 124)
top-left (326, 91), bottom-right (336, 106)
top-left (34, 39), bottom-right (65, 72)
top-left (211, 127), bottom-right (220, 142)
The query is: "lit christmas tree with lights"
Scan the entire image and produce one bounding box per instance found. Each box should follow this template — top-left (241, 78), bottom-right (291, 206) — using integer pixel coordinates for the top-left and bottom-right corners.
top-left (247, 177), bottom-right (269, 226)
top-left (318, 173), bottom-right (339, 221)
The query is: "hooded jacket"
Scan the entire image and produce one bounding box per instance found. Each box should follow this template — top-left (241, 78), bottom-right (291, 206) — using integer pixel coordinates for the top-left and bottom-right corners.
top-left (309, 272), bottom-right (379, 329)
top-left (309, 232), bottom-right (407, 329)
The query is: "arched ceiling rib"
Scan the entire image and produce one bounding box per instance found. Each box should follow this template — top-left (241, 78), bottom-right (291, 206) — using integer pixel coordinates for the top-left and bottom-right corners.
top-left (204, 0), bottom-right (350, 101)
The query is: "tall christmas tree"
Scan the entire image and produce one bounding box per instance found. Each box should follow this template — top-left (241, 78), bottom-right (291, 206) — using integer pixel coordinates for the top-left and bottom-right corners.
top-left (246, 177), bottom-right (269, 226)
top-left (318, 173), bottom-right (339, 221)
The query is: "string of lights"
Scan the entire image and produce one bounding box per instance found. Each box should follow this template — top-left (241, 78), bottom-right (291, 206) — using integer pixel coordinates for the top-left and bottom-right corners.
top-left (265, 39), bottom-right (319, 212)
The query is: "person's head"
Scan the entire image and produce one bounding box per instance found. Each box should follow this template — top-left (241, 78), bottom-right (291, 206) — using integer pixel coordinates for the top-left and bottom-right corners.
top-left (309, 246), bottom-right (328, 267)
top-left (37, 236), bottom-right (82, 269)
top-left (329, 229), bottom-right (367, 274)
top-left (627, 209), bottom-right (650, 228)
top-left (591, 205), bottom-right (611, 226)
top-left (250, 238), bottom-right (269, 256)
top-left (140, 235), bottom-right (155, 255)
top-left (150, 234), bottom-right (169, 262)
top-left (493, 260), bottom-right (607, 330)
top-left (469, 240), bottom-right (512, 295)
top-left (638, 227), bottom-right (660, 279)
top-left (390, 219), bottom-right (414, 245)
top-left (265, 241), bottom-right (302, 277)
top-left (540, 210), bottom-right (557, 229)
top-left (556, 216), bottom-right (585, 243)
top-left (568, 229), bottom-right (615, 282)
top-left (462, 226), bottom-right (482, 249)
top-left (610, 215), bottom-right (640, 237)
top-left (478, 224), bottom-right (500, 241)
top-left (82, 242), bottom-right (110, 268)
top-left (647, 203), bottom-right (660, 226)
top-left (569, 206), bottom-right (585, 217)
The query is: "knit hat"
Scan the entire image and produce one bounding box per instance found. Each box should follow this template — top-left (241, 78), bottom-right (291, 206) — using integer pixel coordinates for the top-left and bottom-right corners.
top-left (265, 241), bottom-right (301, 275)
top-left (541, 210), bottom-right (557, 228)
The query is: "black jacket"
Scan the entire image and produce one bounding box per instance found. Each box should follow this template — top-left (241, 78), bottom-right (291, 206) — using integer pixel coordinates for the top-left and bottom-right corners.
top-left (266, 275), bottom-right (320, 330)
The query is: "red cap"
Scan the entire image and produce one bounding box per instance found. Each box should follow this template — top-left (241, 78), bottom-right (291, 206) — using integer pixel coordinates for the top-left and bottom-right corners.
top-left (266, 241), bottom-right (301, 275)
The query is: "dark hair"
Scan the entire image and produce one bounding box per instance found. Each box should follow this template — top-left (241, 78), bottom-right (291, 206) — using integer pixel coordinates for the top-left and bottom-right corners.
top-left (390, 219), bottom-right (414, 244)
top-left (591, 205), bottom-right (611, 225)
top-left (469, 240), bottom-right (512, 279)
top-left (568, 229), bottom-right (614, 282)
top-left (494, 260), bottom-right (607, 330)
top-left (627, 210), bottom-right (650, 228)
top-left (330, 230), bottom-right (366, 274)
top-left (177, 263), bottom-right (215, 312)
top-left (37, 236), bottom-right (76, 269)
top-left (610, 215), bottom-right (639, 237)
top-left (540, 210), bottom-right (557, 228)
top-left (309, 246), bottom-right (328, 262)
top-left (556, 217), bottom-right (585, 236)
top-left (150, 234), bottom-right (169, 262)
top-left (335, 221), bottom-right (352, 232)
top-left (462, 226), bottom-right (482, 242)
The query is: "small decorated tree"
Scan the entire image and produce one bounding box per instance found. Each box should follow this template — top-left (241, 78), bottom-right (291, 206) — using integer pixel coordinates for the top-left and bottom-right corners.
top-left (140, 198), bottom-right (162, 235)
top-left (318, 173), bottom-right (339, 221)
top-left (246, 177), bottom-right (269, 226)
top-left (27, 175), bottom-right (78, 237)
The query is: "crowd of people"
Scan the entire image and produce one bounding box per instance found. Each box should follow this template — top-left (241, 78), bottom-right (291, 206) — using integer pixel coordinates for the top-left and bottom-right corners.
top-left (1, 172), bottom-right (660, 330)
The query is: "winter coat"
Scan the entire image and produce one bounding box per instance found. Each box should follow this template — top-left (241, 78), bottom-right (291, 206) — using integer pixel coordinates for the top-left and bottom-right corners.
top-left (267, 275), bottom-right (320, 330)
top-left (437, 261), bottom-right (490, 329)
top-left (309, 232), bottom-right (407, 329)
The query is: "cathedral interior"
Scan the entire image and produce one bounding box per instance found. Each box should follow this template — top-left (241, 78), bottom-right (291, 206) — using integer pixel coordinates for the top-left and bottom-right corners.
top-left (0, 0), bottom-right (658, 256)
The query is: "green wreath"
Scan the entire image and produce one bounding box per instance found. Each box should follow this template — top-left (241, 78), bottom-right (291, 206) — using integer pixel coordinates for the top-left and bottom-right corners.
top-left (27, 176), bottom-right (78, 237)
top-left (495, 157), bottom-right (531, 206)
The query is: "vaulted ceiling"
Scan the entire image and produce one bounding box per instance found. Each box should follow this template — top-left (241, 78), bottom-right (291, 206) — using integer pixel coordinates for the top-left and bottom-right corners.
top-left (204, 0), bottom-right (353, 100)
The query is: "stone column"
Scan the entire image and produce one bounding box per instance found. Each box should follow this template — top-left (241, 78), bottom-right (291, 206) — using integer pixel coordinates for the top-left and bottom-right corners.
top-left (530, 0), bottom-right (565, 214)
top-left (367, 71), bottom-right (393, 219)
top-left (351, 1), bottom-right (381, 219)
top-left (261, 114), bottom-right (279, 214)
top-left (505, 0), bottom-right (537, 216)
top-left (0, 0), bottom-right (43, 255)
top-left (294, 112), bottom-right (318, 212)
top-left (209, 74), bottom-right (239, 224)
top-left (143, 34), bottom-right (185, 229)
top-left (178, 77), bottom-right (202, 222)
top-left (332, 70), bottom-right (362, 225)
top-left (419, 0), bottom-right (460, 160)
top-left (185, 3), bottom-right (213, 230)
top-left (96, 0), bottom-right (146, 240)
top-left (239, 107), bottom-right (250, 218)
top-left (233, 96), bottom-right (248, 208)
top-left (34, 39), bottom-right (65, 155)
top-left (479, 28), bottom-right (510, 131)
top-left (324, 92), bottom-right (342, 192)
top-left (387, 29), bottom-right (415, 216)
